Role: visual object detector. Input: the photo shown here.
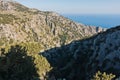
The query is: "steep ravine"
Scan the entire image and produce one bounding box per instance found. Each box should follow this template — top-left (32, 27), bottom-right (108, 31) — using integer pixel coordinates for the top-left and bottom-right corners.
top-left (41, 26), bottom-right (120, 80)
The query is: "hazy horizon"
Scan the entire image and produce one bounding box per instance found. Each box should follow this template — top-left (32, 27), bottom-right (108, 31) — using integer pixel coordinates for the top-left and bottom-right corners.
top-left (15, 0), bottom-right (120, 15)
top-left (14, 0), bottom-right (120, 28)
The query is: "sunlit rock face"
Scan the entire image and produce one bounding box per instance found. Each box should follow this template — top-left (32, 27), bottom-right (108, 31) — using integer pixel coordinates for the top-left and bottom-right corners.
top-left (0, 0), bottom-right (105, 50)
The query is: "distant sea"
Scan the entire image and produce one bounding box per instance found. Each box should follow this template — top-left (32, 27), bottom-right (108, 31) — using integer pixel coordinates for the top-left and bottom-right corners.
top-left (63, 14), bottom-right (120, 28)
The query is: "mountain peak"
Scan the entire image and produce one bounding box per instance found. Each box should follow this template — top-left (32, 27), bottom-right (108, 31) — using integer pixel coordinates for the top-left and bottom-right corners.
top-left (0, 0), bottom-right (28, 11)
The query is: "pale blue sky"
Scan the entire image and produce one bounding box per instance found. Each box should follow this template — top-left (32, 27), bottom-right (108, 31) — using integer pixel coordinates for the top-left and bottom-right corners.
top-left (15, 0), bottom-right (120, 14)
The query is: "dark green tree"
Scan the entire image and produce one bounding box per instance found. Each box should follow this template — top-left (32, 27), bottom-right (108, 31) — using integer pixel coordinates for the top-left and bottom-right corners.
top-left (0, 45), bottom-right (39, 80)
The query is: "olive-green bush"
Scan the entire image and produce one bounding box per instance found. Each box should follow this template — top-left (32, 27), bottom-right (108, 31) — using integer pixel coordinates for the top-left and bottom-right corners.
top-left (92, 71), bottom-right (115, 80)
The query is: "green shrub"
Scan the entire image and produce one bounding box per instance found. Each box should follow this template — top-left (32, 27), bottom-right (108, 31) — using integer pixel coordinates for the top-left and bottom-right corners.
top-left (92, 71), bottom-right (115, 80)
top-left (19, 42), bottom-right (44, 54)
top-left (33, 54), bottom-right (52, 79)
top-left (0, 45), bottom-right (39, 80)
top-left (0, 41), bottom-right (4, 46)
top-left (0, 14), bottom-right (18, 24)
top-left (9, 39), bottom-right (14, 44)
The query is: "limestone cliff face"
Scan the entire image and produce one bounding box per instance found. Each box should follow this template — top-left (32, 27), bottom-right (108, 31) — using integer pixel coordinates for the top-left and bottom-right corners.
top-left (0, 0), bottom-right (105, 50)
top-left (41, 26), bottom-right (120, 80)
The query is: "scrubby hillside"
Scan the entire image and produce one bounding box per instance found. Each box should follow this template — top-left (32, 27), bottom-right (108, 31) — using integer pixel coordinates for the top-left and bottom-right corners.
top-left (0, 0), bottom-right (105, 53)
top-left (42, 26), bottom-right (120, 80)
top-left (0, 0), bottom-right (107, 80)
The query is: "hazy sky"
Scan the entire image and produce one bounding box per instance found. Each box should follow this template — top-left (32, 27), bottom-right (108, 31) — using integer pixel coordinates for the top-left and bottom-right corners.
top-left (15, 0), bottom-right (120, 14)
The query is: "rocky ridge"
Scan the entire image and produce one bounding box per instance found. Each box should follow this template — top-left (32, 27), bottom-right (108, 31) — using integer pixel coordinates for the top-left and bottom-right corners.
top-left (1, 0), bottom-right (119, 80)
top-left (0, 0), bottom-right (105, 52)
top-left (41, 26), bottom-right (120, 80)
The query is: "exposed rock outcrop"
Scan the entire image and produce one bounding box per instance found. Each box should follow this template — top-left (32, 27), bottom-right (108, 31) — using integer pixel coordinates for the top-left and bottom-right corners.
top-left (0, 0), bottom-right (105, 51)
top-left (41, 26), bottom-right (120, 80)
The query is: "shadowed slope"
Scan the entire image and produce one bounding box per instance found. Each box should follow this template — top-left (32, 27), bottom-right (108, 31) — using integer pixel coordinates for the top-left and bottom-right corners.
top-left (41, 26), bottom-right (120, 80)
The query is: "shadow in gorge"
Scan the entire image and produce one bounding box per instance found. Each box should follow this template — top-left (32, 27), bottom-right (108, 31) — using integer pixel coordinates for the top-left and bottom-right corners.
top-left (41, 41), bottom-right (87, 80)
top-left (41, 26), bottom-right (120, 80)
top-left (0, 45), bottom-right (39, 80)
top-left (41, 41), bottom-right (101, 80)
top-left (41, 31), bottom-right (106, 80)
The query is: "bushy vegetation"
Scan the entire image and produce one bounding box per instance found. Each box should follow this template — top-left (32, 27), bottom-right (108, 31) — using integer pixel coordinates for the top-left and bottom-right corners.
top-left (0, 42), bottom-right (44, 54)
top-left (0, 45), bottom-right (51, 80)
top-left (92, 71), bottom-right (115, 80)
top-left (19, 42), bottom-right (44, 54)
top-left (0, 14), bottom-right (18, 24)
top-left (0, 37), bottom-right (7, 46)
top-left (33, 54), bottom-right (52, 79)
top-left (0, 40), bottom-right (4, 46)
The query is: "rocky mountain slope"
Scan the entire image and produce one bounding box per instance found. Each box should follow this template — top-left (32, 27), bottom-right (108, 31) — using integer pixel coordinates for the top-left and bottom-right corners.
top-left (0, 0), bottom-right (111, 80)
top-left (0, 0), bottom-right (105, 52)
top-left (41, 26), bottom-right (120, 80)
